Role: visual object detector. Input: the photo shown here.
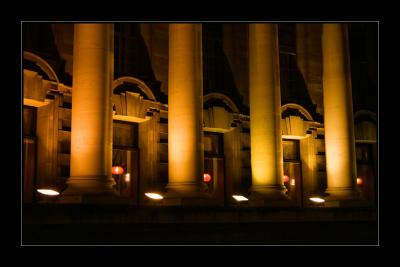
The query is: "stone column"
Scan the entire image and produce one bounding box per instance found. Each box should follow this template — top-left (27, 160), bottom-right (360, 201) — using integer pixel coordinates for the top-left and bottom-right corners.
top-left (322, 24), bottom-right (358, 201)
top-left (63, 24), bottom-right (116, 200)
top-left (248, 24), bottom-right (287, 204)
top-left (165, 24), bottom-right (206, 200)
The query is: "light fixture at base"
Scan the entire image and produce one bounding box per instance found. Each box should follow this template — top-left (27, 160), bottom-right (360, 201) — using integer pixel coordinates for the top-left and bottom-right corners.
top-left (145, 193), bottom-right (164, 200)
top-left (232, 195), bottom-right (248, 202)
top-left (37, 189), bottom-right (60, 196)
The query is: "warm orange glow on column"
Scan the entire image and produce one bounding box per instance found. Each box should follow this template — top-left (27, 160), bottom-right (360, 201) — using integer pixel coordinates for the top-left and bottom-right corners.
top-left (65, 24), bottom-right (115, 195)
top-left (167, 24), bottom-right (204, 196)
top-left (322, 24), bottom-right (357, 198)
top-left (249, 24), bottom-right (284, 192)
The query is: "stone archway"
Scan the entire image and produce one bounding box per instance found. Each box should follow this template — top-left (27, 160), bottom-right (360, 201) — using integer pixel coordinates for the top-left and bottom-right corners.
top-left (281, 103), bottom-right (314, 121)
top-left (24, 51), bottom-right (59, 84)
top-left (113, 76), bottom-right (156, 101)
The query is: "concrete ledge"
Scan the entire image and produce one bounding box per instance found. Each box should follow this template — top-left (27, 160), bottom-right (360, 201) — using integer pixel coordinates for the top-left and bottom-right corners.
top-left (324, 199), bottom-right (375, 208)
top-left (247, 198), bottom-right (299, 207)
top-left (58, 195), bottom-right (130, 204)
top-left (22, 220), bottom-right (378, 245)
top-left (23, 204), bottom-right (377, 225)
top-left (22, 204), bottom-right (378, 244)
top-left (162, 197), bottom-right (223, 207)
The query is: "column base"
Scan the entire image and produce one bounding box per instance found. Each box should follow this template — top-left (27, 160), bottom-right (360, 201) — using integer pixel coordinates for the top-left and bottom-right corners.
top-left (161, 182), bottom-right (215, 206)
top-left (60, 176), bottom-right (119, 204)
top-left (323, 187), bottom-right (368, 207)
top-left (161, 197), bottom-right (219, 207)
top-left (164, 182), bottom-right (208, 198)
top-left (322, 199), bottom-right (374, 208)
top-left (248, 185), bottom-right (294, 207)
top-left (58, 194), bottom-right (129, 204)
top-left (324, 186), bottom-right (359, 199)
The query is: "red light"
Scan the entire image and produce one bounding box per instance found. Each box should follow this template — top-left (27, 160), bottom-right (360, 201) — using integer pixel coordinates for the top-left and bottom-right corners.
top-left (357, 177), bottom-right (363, 185)
top-left (203, 173), bottom-right (212, 183)
top-left (283, 175), bottom-right (290, 183)
top-left (112, 166), bottom-right (124, 175)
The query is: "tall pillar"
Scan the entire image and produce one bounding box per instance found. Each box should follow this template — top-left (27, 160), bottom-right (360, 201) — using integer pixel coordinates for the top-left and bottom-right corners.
top-left (63, 24), bottom-right (116, 200)
top-left (322, 24), bottom-right (358, 201)
top-left (165, 24), bottom-right (206, 200)
top-left (248, 24), bottom-right (287, 203)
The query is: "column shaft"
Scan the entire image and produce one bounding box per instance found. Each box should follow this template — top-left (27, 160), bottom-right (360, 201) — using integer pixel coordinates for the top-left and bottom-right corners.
top-left (322, 23), bottom-right (357, 199)
top-left (249, 24), bottom-right (285, 199)
top-left (64, 24), bottom-right (115, 195)
top-left (166, 24), bottom-right (205, 197)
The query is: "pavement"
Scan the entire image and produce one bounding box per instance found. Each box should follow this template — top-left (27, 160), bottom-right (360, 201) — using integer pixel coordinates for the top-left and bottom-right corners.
top-left (21, 204), bottom-right (378, 245)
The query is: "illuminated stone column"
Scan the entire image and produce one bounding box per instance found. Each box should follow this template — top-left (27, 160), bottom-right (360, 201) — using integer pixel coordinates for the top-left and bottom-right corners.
top-left (322, 24), bottom-right (358, 201)
top-left (248, 24), bottom-right (287, 203)
top-left (63, 24), bottom-right (116, 199)
top-left (165, 24), bottom-right (206, 200)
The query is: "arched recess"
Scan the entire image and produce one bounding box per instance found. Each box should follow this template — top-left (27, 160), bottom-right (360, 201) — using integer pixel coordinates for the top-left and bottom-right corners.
top-left (354, 110), bottom-right (377, 123)
top-left (203, 92), bottom-right (239, 132)
top-left (280, 104), bottom-right (315, 207)
top-left (203, 92), bottom-right (239, 114)
top-left (23, 51), bottom-right (59, 84)
top-left (112, 76), bottom-right (156, 102)
top-left (203, 92), bottom-right (240, 204)
top-left (281, 103), bottom-right (313, 121)
top-left (354, 110), bottom-right (377, 141)
top-left (280, 103), bottom-right (315, 137)
top-left (353, 110), bottom-right (377, 202)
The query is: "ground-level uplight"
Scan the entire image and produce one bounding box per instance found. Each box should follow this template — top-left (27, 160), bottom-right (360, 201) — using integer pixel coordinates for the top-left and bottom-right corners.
top-left (309, 197), bottom-right (325, 203)
top-left (37, 189), bottom-right (60, 196)
top-left (145, 193), bottom-right (164, 200)
top-left (232, 195), bottom-right (248, 202)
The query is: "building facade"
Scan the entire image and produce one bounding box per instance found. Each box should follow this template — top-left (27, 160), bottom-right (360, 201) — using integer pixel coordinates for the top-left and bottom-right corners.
top-left (22, 23), bottom-right (378, 208)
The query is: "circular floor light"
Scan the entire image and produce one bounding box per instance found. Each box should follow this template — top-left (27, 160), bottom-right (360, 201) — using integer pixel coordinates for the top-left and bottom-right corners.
top-left (309, 197), bottom-right (325, 203)
top-left (145, 193), bottom-right (164, 200)
top-left (37, 189), bottom-right (60, 196)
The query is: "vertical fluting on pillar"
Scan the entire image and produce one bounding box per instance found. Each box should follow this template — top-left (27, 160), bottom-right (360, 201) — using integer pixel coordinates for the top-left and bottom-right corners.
top-left (64, 24), bottom-right (116, 196)
top-left (248, 24), bottom-right (286, 200)
top-left (322, 23), bottom-right (357, 199)
top-left (166, 24), bottom-right (206, 198)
